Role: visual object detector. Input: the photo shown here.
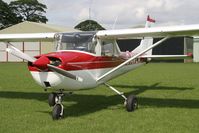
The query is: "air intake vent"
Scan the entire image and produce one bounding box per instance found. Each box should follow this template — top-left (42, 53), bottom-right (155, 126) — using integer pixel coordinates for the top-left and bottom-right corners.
top-left (44, 81), bottom-right (51, 88)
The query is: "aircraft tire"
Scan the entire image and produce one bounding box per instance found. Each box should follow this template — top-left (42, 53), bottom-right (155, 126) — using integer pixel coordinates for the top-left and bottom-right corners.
top-left (126, 95), bottom-right (138, 112)
top-left (52, 104), bottom-right (63, 120)
top-left (48, 93), bottom-right (57, 107)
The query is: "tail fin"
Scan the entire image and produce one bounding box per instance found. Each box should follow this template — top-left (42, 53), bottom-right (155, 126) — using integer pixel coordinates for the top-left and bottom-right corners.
top-left (131, 15), bottom-right (155, 56)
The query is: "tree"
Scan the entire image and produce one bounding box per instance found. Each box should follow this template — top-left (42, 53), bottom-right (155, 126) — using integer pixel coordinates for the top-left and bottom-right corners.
top-left (9, 0), bottom-right (48, 23)
top-left (75, 20), bottom-right (105, 31)
top-left (0, 0), bottom-right (20, 29)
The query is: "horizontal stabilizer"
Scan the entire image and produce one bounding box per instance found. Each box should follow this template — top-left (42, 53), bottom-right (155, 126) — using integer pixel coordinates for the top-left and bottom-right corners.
top-left (140, 54), bottom-right (193, 60)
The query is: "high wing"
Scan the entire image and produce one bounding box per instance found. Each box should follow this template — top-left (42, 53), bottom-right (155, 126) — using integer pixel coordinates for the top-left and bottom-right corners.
top-left (0, 33), bottom-right (56, 42)
top-left (96, 24), bottom-right (199, 82)
top-left (96, 24), bottom-right (199, 39)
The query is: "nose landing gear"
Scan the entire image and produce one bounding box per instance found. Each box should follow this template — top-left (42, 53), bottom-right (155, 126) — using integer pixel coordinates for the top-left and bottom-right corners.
top-left (48, 92), bottom-right (64, 120)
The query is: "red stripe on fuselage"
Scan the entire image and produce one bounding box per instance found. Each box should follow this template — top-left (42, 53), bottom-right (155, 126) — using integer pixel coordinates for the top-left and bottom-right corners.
top-left (28, 51), bottom-right (125, 71)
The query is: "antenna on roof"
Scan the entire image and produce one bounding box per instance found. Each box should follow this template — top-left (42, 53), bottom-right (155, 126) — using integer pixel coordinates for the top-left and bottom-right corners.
top-left (112, 16), bottom-right (118, 29)
top-left (89, 0), bottom-right (93, 20)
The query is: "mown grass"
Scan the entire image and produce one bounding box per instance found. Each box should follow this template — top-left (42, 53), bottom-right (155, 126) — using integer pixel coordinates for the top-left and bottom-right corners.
top-left (0, 63), bottom-right (199, 133)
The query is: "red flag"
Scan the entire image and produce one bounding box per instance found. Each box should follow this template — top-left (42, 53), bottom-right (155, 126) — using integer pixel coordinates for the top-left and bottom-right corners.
top-left (147, 15), bottom-right (156, 23)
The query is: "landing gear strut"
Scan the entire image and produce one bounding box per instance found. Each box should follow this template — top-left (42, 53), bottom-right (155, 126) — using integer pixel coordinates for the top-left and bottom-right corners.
top-left (48, 92), bottom-right (64, 120)
top-left (104, 83), bottom-right (138, 111)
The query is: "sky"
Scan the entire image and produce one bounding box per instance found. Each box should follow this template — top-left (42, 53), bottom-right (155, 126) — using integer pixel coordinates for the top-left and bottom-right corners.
top-left (3, 0), bottom-right (199, 29)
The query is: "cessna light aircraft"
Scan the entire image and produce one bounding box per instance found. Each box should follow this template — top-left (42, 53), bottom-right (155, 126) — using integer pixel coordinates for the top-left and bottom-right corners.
top-left (0, 16), bottom-right (199, 120)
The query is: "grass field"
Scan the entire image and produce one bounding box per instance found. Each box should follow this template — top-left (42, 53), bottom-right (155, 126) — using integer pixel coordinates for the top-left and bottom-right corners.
top-left (0, 63), bottom-right (199, 133)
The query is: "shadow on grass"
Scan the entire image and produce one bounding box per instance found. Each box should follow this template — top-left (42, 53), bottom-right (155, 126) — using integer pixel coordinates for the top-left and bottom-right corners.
top-left (0, 83), bottom-right (198, 118)
top-left (0, 91), bottom-right (47, 101)
top-left (113, 83), bottom-right (195, 95)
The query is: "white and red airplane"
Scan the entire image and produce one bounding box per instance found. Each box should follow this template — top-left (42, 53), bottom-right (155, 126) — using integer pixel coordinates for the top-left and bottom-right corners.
top-left (0, 16), bottom-right (199, 120)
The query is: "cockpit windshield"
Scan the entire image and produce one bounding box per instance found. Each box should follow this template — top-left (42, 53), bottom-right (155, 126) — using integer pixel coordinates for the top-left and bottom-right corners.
top-left (55, 32), bottom-right (97, 53)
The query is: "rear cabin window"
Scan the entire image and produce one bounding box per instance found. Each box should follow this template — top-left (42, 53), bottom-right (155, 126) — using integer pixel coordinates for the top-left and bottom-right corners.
top-left (101, 40), bottom-right (114, 56)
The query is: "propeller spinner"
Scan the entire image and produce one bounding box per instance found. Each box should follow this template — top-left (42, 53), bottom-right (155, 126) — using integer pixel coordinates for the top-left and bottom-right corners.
top-left (6, 44), bottom-right (83, 82)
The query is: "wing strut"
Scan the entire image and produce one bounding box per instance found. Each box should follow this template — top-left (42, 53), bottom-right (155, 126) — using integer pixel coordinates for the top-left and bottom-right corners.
top-left (96, 36), bottom-right (170, 82)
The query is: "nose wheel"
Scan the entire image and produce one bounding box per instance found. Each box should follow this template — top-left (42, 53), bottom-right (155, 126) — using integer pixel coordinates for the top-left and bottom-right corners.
top-left (52, 104), bottom-right (64, 120)
top-left (48, 92), bottom-right (64, 120)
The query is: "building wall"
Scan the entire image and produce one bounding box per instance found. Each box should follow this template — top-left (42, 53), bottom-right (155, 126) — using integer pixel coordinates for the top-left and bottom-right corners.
top-left (193, 38), bottom-right (199, 62)
top-left (41, 42), bottom-right (54, 54)
top-left (117, 37), bottom-right (187, 54)
top-left (117, 37), bottom-right (193, 62)
top-left (0, 42), bottom-right (41, 62)
top-left (0, 41), bottom-right (55, 62)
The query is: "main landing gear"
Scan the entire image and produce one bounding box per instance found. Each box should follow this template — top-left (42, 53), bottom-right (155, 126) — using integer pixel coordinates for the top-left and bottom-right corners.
top-left (104, 83), bottom-right (138, 112)
top-left (48, 84), bottom-right (137, 120)
top-left (48, 92), bottom-right (64, 120)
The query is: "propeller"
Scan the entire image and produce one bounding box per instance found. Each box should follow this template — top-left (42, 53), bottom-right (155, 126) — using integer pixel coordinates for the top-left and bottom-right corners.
top-left (6, 44), bottom-right (36, 62)
top-left (47, 64), bottom-right (83, 82)
top-left (6, 43), bottom-right (83, 82)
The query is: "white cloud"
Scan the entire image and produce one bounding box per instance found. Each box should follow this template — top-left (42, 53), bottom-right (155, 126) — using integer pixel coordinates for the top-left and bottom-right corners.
top-left (147, 0), bottom-right (164, 8)
top-left (135, 7), bottom-right (146, 19)
top-left (76, 8), bottom-right (89, 21)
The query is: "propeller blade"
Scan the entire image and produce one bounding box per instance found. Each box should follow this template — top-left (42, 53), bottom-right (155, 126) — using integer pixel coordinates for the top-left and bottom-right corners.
top-left (6, 45), bottom-right (36, 62)
top-left (47, 64), bottom-right (83, 82)
top-left (6, 43), bottom-right (83, 82)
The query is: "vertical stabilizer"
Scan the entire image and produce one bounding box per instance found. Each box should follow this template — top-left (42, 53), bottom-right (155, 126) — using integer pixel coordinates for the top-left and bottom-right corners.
top-left (131, 15), bottom-right (155, 56)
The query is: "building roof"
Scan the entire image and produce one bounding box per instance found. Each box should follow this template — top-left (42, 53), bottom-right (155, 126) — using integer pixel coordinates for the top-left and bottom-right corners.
top-left (0, 21), bottom-right (79, 34)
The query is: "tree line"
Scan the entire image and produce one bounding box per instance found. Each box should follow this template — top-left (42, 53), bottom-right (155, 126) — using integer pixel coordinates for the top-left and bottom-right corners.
top-left (0, 0), bottom-right (105, 31)
top-left (0, 0), bottom-right (47, 30)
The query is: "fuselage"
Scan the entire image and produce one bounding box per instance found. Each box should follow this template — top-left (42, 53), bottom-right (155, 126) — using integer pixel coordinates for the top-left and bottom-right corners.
top-left (28, 50), bottom-right (146, 91)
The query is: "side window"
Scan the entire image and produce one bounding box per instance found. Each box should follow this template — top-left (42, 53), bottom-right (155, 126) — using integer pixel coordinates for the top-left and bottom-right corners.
top-left (101, 41), bottom-right (114, 56)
